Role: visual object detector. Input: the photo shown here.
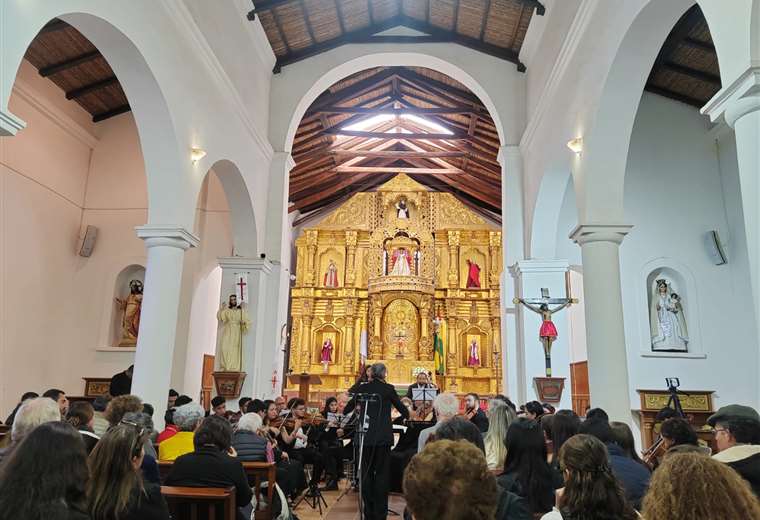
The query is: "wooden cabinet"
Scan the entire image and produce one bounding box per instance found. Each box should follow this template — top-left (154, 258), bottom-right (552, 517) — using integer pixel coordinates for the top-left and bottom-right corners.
top-left (636, 389), bottom-right (715, 450)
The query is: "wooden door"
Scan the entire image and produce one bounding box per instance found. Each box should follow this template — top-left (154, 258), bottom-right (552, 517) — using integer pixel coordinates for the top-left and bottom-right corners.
top-left (570, 361), bottom-right (590, 416)
top-left (201, 354), bottom-right (215, 411)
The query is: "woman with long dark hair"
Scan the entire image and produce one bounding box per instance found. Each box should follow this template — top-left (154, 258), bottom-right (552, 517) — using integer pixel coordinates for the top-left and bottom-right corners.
top-left (318, 396), bottom-right (344, 489)
top-left (0, 421), bottom-right (89, 520)
top-left (88, 422), bottom-right (169, 520)
top-left (549, 410), bottom-right (580, 470)
top-left (610, 421), bottom-right (650, 469)
top-left (541, 434), bottom-right (638, 520)
top-left (66, 401), bottom-right (100, 454)
top-left (498, 417), bottom-right (561, 516)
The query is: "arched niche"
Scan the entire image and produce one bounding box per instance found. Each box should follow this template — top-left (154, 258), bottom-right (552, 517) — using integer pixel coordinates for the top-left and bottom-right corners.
top-left (459, 246), bottom-right (488, 289)
top-left (638, 258), bottom-right (704, 359)
top-left (317, 247), bottom-right (344, 288)
top-left (313, 323), bottom-right (342, 367)
top-left (459, 324), bottom-right (490, 369)
top-left (110, 264), bottom-right (145, 348)
top-left (383, 234), bottom-right (421, 276)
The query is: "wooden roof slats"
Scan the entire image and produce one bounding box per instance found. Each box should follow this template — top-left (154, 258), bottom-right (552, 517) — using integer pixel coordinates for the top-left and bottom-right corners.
top-left (23, 19), bottom-right (130, 122)
top-left (250, 0), bottom-right (538, 72)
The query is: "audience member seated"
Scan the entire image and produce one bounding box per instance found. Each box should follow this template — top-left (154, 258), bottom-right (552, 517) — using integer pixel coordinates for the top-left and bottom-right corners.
top-left (497, 417), bottom-right (561, 517)
top-left (42, 388), bottom-right (69, 418)
top-left (404, 439), bottom-right (499, 520)
top-left (210, 396), bottom-right (227, 417)
top-left (0, 397), bottom-right (61, 465)
top-left (3, 391), bottom-right (38, 427)
top-left (523, 400), bottom-right (545, 421)
top-left (234, 412), bottom-right (303, 504)
top-left (609, 421), bottom-right (650, 468)
top-left (580, 415), bottom-right (650, 509)
top-left (658, 417), bottom-right (706, 455)
top-left (91, 396), bottom-right (111, 437)
top-left (484, 399), bottom-right (515, 470)
top-left (541, 434), bottom-right (637, 520)
top-left (584, 407), bottom-right (609, 422)
top-left (109, 365), bottom-right (134, 397)
top-left (165, 415), bottom-right (253, 520)
top-left (708, 404), bottom-right (760, 497)
top-left (105, 395), bottom-right (143, 427)
top-left (547, 410), bottom-right (580, 471)
top-left (642, 451), bottom-right (760, 519)
top-left (88, 422), bottom-right (169, 520)
top-left (66, 401), bottom-right (99, 454)
top-left (123, 411), bottom-right (161, 484)
top-left (238, 397), bottom-right (252, 414)
top-left (247, 399), bottom-right (267, 418)
top-left (433, 416), bottom-right (486, 452)
top-left (159, 402), bottom-right (204, 461)
top-left (0, 422), bottom-right (89, 519)
top-left (417, 392), bottom-right (459, 452)
top-left (167, 389), bottom-right (179, 409)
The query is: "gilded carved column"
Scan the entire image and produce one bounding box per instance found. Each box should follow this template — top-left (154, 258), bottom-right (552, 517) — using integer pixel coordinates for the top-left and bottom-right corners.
top-left (369, 295), bottom-right (383, 358)
top-left (344, 298), bottom-right (356, 373)
top-left (300, 315), bottom-right (313, 371)
top-left (289, 315), bottom-right (302, 372)
top-left (305, 230), bottom-right (318, 286)
top-left (345, 231), bottom-right (358, 286)
top-left (447, 231), bottom-right (460, 287)
top-left (491, 317), bottom-right (502, 389)
top-left (489, 231), bottom-right (501, 288)
top-left (446, 299), bottom-right (458, 376)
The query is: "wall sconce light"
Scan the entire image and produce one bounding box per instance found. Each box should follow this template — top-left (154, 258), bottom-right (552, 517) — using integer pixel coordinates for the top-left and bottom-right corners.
top-left (566, 137), bottom-right (583, 154)
top-left (190, 147), bottom-right (207, 163)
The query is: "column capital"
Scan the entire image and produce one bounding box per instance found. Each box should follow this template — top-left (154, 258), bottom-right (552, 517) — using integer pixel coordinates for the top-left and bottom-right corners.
top-left (702, 66), bottom-right (760, 127)
top-left (570, 224), bottom-right (632, 245)
top-left (0, 109), bottom-right (26, 136)
top-left (272, 150), bottom-right (296, 172)
top-left (218, 256), bottom-right (273, 274)
top-left (497, 144), bottom-right (521, 165)
top-left (511, 259), bottom-right (569, 277)
top-left (135, 225), bottom-right (199, 249)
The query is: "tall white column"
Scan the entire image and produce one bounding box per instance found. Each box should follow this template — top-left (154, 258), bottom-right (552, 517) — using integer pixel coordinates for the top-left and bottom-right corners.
top-left (218, 257), bottom-right (273, 401)
top-left (511, 260), bottom-right (572, 410)
top-left (570, 225), bottom-right (632, 422)
top-left (498, 145), bottom-right (526, 403)
top-left (702, 68), bottom-right (760, 403)
top-left (132, 226), bottom-right (199, 428)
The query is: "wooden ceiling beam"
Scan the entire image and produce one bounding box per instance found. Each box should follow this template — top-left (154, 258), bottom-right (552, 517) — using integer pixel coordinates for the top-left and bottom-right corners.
top-left (39, 50), bottom-right (102, 77)
top-left (271, 5), bottom-right (292, 55)
top-left (301, 0), bottom-right (316, 44)
top-left (323, 129), bottom-right (467, 139)
top-left (649, 5), bottom-right (706, 80)
top-left (479, 0), bottom-right (491, 40)
top-left (38, 19), bottom-right (69, 34)
top-left (682, 36), bottom-right (715, 53)
top-left (333, 166), bottom-right (464, 174)
top-left (452, 0), bottom-right (460, 31)
top-left (306, 68), bottom-right (397, 113)
top-left (330, 150), bottom-right (465, 159)
top-left (396, 69), bottom-right (486, 109)
top-left (518, 0), bottom-right (545, 16)
top-left (294, 174), bottom-right (395, 213)
top-left (65, 76), bottom-right (119, 100)
top-left (92, 104), bottom-right (131, 123)
top-left (334, 0), bottom-right (346, 34)
top-left (313, 106), bottom-right (476, 115)
top-left (644, 84), bottom-right (705, 108)
top-left (247, 0), bottom-right (295, 19)
top-left (662, 61), bottom-right (721, 86)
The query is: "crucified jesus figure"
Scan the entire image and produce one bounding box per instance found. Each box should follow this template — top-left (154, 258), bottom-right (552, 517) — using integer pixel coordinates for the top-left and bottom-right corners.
top-left (513, 289), bottom-right (577, 377)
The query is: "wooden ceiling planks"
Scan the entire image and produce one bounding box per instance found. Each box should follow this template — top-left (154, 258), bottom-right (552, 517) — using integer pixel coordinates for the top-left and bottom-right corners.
top-left (288, 65), bottom-right (502, 216)
top-left (23, 19), bottom-right (130, 122)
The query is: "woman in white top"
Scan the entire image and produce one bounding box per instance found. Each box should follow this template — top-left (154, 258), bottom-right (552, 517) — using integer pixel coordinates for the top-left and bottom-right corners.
top-left (541, 434), bottom-right (638, 520)
top-left (484, 400), bottom-right (515, 470)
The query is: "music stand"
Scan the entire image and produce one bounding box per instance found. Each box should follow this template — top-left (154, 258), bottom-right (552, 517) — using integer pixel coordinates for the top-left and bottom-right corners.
top-left (411, 388), bottom-right (436, 407)
top-left (350, 392), bottom-right (381, 520)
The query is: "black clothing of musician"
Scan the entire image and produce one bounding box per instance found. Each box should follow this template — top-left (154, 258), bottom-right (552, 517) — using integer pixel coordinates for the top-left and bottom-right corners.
top-left (351, 364), bottom-right (410, 520)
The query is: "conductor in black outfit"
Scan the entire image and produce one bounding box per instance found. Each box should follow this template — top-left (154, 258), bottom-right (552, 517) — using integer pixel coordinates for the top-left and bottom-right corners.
top-left (351, 363), bottom-right (409, 520)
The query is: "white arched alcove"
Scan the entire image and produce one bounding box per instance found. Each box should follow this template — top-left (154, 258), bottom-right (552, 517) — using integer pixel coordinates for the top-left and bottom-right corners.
top-left (204, 159), bottom-right (258, 257)
top-left (109, 264), bottom-right (146, 349)
top-left (638, 258), bottom-right (704, 360)
top-left (530, 168), bottom-right (572, 259)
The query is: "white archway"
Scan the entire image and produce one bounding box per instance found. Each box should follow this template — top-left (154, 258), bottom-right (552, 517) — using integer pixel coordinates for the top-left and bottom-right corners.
top-left (529, 168), bottom-right (572, 259)
top-left (206, 159), bottom-right (258, 258)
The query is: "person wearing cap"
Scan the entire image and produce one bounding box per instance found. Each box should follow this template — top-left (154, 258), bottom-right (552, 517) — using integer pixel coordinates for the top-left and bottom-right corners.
top-left (709, 404), bottom-right (760, 497)
top-left (210, 396), bottom-right (227, 417)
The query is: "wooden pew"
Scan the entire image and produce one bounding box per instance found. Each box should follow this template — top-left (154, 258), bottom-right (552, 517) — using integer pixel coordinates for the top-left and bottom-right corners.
top-left (161, 485), bottom-right (235, 520)
top-left (158, 460), bottom-right (276, 520)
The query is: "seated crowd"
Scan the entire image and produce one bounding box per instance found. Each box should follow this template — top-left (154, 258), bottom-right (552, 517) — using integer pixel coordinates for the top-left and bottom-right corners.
top-left (3, 377), bottom-right (760, 519)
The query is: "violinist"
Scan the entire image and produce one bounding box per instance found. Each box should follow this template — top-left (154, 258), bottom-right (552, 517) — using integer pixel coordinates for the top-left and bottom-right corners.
top-left (405, 372), bottom-right (438, 410)
top-left (463, 393), bottom-right (489, 433)
top-left (277, 398), bottom-right (327, 490)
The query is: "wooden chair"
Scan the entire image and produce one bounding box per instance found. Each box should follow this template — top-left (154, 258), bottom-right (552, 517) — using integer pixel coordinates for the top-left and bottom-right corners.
top-left (158, 460), bottom-right (277, 520)
top-left (161, 486), bottom-right (235, 520)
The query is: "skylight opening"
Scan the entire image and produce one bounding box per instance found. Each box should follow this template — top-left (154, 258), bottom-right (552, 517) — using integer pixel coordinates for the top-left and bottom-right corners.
top-left (343, 113), bottom-right (394, 131)
top-left (401, 114), bottom-right (452, 134)
top-left (340, 112), bottom-right (453, 135)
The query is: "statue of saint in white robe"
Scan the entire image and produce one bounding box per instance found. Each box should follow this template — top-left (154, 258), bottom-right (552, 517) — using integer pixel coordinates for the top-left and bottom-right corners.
top-left (390, 248), bottom-right (412, 276)
top-left (217, 304), bottom-right (250, 371)
top-left (650, 283), bottom-right (688, 352)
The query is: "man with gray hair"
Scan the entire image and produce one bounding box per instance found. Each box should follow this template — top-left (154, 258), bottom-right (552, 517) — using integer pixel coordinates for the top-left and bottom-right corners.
top-left (0, 397), bottom-right (61, 464)
top-left (351, 362), bottom-right (409, 520)
top-left (417, 392), bottom-right (459, 452)
top-left (158, 402), bottom-right (204, 461)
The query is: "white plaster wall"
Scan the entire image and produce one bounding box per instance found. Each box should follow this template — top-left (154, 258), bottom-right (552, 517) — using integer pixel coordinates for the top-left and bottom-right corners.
top-left (553, 93), bottom-right (757, 414)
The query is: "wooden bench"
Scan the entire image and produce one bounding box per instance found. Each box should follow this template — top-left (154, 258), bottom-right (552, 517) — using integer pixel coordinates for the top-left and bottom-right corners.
top-left (158, 460), bottom-right (277, 520)
top-left (161, 485), bottom-right (235, 520)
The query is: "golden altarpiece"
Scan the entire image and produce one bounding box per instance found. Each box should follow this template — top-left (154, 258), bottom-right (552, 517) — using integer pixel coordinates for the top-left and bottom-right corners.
top-left (287, 175), bottom-right (502, 398)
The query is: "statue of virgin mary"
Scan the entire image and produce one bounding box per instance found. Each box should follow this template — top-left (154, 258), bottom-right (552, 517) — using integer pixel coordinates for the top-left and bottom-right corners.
top-left (650, 279), bottom-right (689, 352)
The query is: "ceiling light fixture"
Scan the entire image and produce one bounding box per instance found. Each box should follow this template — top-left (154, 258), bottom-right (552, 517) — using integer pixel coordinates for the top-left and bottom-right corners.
top-left (190, 147), bottom-right (207, 163)
top-left (567, 137), bottom-right (583, 154)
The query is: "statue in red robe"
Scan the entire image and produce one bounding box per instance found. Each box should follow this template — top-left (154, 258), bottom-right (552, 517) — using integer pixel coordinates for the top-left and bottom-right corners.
top-left (466, 259), bottom-right (481, 288)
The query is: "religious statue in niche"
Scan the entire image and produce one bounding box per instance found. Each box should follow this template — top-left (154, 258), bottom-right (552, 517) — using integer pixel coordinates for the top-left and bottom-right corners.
top-left (115, 279), bottom-right (143, 347)
top-left (389, 247), bottom-right (413, 276)
top-left (467, 338), bottom-right (480, 367)
top-left (466, 259), bottom-right (481, 288)
top-left (320, 337), bottom-right (334, 370)
top-left (324, 259), bottom-right (339, 288)
top-left (217, 294), bottom-right (250, 372)
top-left (650, 278), bottom-right (689, 352)
top-left (396, 198), bottom-right (410, 219)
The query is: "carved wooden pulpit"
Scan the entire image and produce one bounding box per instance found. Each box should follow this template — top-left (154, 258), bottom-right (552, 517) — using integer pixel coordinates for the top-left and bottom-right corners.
top-left (289, 373), bottom-right (322, 402)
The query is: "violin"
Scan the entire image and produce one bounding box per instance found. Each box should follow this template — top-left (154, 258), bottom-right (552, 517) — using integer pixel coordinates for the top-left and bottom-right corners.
top-left (642, 434), bottom-right (667, 468)
top-left (268, 413), bottom-right (328, 431)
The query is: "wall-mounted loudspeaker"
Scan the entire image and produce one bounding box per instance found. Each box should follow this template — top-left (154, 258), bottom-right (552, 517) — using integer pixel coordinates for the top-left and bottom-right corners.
top-left (705, 230), bottom-right (727, 266)
top-left (79, 225), bottom-right (98, 257)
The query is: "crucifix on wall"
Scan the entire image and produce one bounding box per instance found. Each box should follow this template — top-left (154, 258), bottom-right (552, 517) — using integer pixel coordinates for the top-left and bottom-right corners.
top-left (235, 274), bottom-right (248, 304)
top-left (393, 329), bottom-right (408, 359)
